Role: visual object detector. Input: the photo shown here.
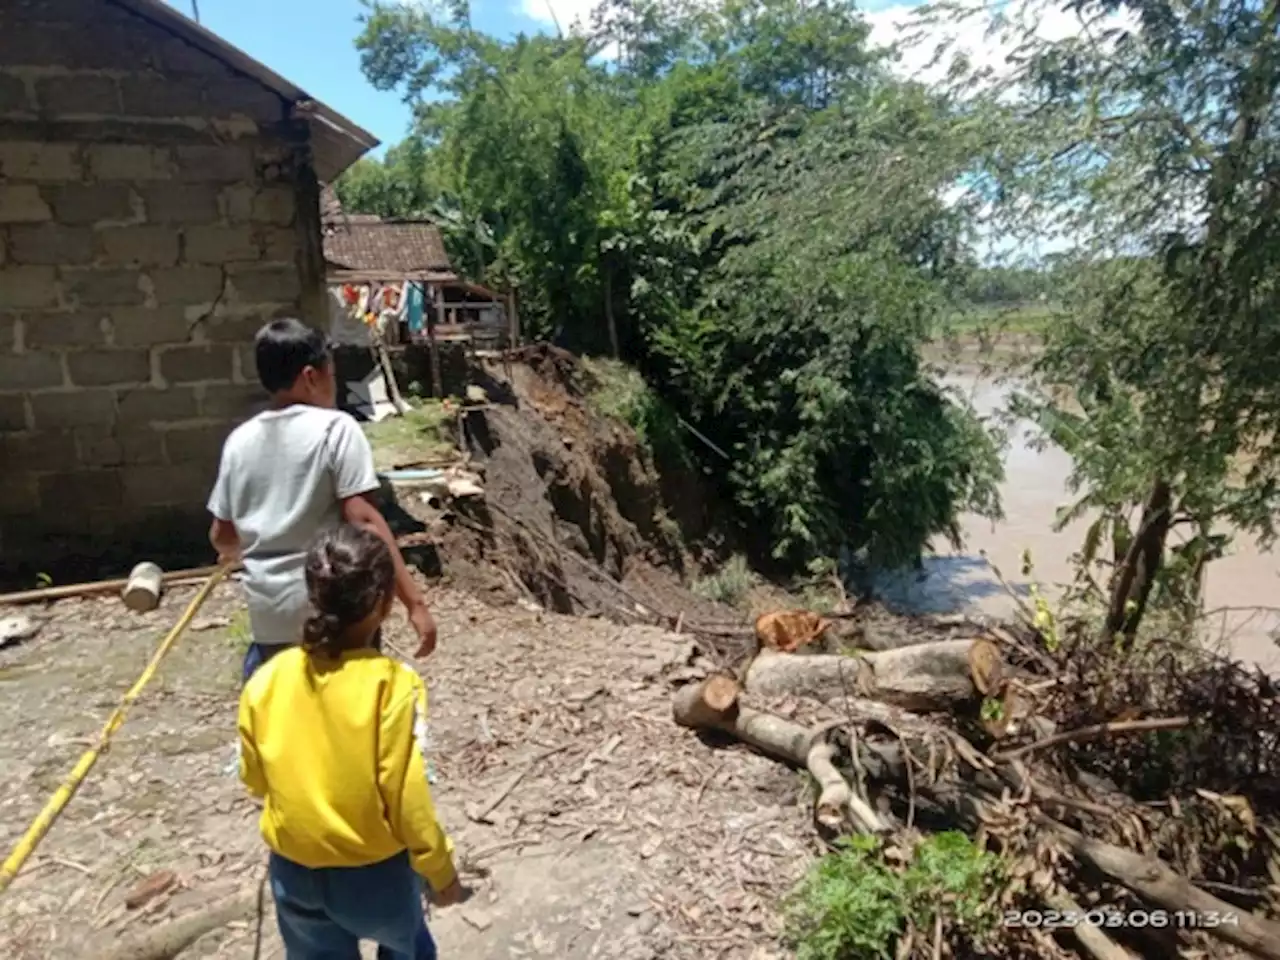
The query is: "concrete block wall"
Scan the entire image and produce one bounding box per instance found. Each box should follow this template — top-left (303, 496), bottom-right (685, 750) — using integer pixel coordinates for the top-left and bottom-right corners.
top-left (0, 0), bottom-right (311, 575)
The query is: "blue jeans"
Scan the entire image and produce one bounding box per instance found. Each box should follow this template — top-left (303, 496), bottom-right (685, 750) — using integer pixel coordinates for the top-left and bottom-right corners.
top-left (269, 852), bottom-right (437, 960)
top-left (242, 642), bottom-right (290, 684)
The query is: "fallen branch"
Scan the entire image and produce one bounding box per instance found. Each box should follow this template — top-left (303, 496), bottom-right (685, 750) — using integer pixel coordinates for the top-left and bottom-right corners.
top-left (745, 640), bottom-right (1002, 712)
top-left (995, 717), bottom-right (1190, 762)
top-left (465, 742), bottom-right (572, 824)
top-left (673, 679), bottom-right (887, 834)
top-left (1042, 890), bottom-right (1137, 960)
top-left (95, 888), bottom-right (257, 960)
top-left (1043, 815), bottom-right (1280, 960)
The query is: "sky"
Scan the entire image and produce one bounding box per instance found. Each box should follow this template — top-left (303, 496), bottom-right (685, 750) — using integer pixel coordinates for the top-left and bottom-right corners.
top-left (162, 0), bottom-right (980, 154)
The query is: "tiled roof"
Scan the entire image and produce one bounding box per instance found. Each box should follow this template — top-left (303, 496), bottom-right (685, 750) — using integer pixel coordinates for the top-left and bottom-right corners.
top-left (323, 220), bottom-right (453, 274)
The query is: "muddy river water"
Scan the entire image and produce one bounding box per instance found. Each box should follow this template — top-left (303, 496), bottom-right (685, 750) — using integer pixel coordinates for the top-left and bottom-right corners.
top-left (878, 359), bottom-right (1280, 671)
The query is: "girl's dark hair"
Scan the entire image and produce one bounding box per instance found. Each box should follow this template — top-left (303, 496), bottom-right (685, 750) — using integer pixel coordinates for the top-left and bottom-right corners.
top-left (302, 524), bottom-right (395, 658)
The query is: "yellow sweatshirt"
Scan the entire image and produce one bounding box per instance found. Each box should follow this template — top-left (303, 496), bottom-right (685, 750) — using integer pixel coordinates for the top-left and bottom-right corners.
top-left (237, 647), bottom-right (456, 892)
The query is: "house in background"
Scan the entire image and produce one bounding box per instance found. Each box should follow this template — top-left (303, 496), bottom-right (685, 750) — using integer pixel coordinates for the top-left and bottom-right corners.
top-left (320, 186), bottom-right (512, 401)
top-left (0, 0), bottom-right (376, 578)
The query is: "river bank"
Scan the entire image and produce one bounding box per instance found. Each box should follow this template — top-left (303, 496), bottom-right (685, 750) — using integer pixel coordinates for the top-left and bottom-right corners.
top-left (891, 340), bottom-right (1280, 672)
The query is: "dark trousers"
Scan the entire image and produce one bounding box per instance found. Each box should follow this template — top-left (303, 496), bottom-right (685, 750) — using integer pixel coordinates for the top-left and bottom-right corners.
top-left (269, 852), bottom-right (437, 960)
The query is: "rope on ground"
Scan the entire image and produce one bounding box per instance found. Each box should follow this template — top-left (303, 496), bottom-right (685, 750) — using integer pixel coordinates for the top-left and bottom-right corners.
top-left (0, 564), bottom-right (232, 898)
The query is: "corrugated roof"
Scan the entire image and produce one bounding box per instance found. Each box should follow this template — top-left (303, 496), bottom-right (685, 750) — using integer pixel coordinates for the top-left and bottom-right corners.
top-left (324, 221), bottom-right (454, 274)
top-left (111, 0), bottom-right (378, 181)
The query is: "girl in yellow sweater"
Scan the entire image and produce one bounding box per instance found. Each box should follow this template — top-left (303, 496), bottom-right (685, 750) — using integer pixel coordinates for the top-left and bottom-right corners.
top-left (238, 524), bottom-right (463, 959)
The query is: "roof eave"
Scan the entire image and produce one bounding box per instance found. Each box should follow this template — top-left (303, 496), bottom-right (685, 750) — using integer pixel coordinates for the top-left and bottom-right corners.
top-left (111, 0), bottom-right (379, 180)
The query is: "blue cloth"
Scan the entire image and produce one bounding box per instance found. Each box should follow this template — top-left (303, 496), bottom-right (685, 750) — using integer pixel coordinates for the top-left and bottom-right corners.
top-left (269, 852), bottom-right (438, 960)
top-left (406, 283), bottom-right (426, 336)
top-left (242, 642), bottom-right (290, 685)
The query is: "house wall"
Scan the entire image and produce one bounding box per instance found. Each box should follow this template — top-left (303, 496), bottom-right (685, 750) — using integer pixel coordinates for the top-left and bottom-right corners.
top-left (0, 0), bottom-right (316, 577)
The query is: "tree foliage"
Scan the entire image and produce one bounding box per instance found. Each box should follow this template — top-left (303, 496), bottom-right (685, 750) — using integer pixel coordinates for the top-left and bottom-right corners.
top-left (346, 0), bottom-right (1004, 573)
top-left (940, 0), bottom-right (1280, 635)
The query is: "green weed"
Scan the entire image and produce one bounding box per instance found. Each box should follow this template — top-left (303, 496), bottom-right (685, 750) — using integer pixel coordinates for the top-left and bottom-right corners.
top-left (226, 609), bottom-right (252, 654)
top-left (785, 833), bottom-right (1004, 960)
top-left (362, 401), bottom-right (455, 470)
top-left (582, 357), bottom-right (691, 471)
top-left (691, 554), bottom-right (756, 607)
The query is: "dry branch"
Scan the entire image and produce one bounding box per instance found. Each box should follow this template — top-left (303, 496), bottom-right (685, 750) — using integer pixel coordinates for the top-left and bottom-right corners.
top-left (744, 640), bottom-right (1002, 712)
top-left (1042, 890), bottom-right (1137, 960)
top-left (673, 679), bottom-right (887, 833)
top-left (94, 888), bottom-right (257, 960)
top-left (1043, 817), bottom-right (1280, 960)
top-left (995, 717), bottom-right (1190, 762)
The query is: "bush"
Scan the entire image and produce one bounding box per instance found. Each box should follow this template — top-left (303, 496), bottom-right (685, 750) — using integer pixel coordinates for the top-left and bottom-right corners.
top-left (582, 356), bottom-right (691, 472)
top-left (785, 833), bottom-right (1004, 960)
top-left (692, 554), bottom-right (756, 606)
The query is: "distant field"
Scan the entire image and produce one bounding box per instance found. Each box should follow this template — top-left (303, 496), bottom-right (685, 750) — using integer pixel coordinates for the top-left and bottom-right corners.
top-left (938, 302), bottom-right (1060, 336)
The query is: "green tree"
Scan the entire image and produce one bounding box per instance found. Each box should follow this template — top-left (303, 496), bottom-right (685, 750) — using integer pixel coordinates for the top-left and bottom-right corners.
top-left (353, 0), bottom-right (1004, 574)
top-left (959, 0), bottom-right (1280, 638)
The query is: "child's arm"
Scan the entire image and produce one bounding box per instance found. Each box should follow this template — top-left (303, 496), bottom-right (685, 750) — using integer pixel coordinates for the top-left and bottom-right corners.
top-left (207, 444), bottom-right (241, 564)
top-left (236, 692), bottom-right (267, 799)
top-left (209, 518), bottom-right (241, 565)
top-left (341, 494), bottom-right (437, 656)
top-left (327, 415), bottom-right (438, 656)
top-left (377, 676), bottom-right (458, 893)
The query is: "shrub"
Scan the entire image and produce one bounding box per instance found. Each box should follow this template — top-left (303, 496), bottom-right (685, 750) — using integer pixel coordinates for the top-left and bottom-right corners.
top-left (692, 554), bottom-right (756, 606)
top-left (785, 833), bottom-right (1004, 960)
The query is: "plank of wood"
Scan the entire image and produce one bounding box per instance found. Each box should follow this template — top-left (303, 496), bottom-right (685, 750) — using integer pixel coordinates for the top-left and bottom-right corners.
top-left (0, 564), bottom-right (238, 607)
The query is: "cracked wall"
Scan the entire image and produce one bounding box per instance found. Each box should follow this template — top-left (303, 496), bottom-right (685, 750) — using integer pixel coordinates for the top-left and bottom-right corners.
top-left (0, 0), bottom-right (315, 575)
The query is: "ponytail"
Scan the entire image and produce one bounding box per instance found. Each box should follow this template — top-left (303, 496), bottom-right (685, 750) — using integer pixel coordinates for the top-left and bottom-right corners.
top-left (301, 524), bottom-right (396, 660)
top-left (302, 610), bottom-right (347, 660)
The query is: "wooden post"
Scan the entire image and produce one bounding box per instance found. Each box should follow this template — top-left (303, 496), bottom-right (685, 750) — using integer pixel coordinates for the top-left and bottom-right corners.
top-left (508, 288), bottom-right (520, 348)
top-left (428, 283), bottom-right (444, 399)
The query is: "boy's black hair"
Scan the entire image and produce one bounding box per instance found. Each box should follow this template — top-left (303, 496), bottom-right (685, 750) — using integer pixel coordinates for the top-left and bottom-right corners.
top-left (302, 524), bottom-right (395, 659)
top-left (254, 318), bottom-right (332, 393)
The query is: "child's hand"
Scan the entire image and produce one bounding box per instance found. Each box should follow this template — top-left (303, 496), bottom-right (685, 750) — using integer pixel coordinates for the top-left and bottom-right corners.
top-left (432, 877), bottom-right (469, 907)
top-left (408, 603), bottom-right (438, 658)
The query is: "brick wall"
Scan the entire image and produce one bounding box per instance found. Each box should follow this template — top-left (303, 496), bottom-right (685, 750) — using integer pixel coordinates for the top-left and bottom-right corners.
top-left (0, 0), bottom-right (316, 577)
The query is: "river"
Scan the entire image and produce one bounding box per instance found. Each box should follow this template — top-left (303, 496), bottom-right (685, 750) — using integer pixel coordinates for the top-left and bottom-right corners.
top-left (877, 356), bottom-right (1280, 672)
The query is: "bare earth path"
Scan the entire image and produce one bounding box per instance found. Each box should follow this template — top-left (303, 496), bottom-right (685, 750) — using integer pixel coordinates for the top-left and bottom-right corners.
top-left (0, 581), bottom-right (810, 959)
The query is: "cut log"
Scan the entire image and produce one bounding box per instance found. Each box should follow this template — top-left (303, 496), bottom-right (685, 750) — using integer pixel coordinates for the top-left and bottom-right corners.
top-left (671, 675), bottom-right (740, 729)
top-left (96, 887), bottom-right (258, 960)
top-left (754, 609), bottom-right (830, 652)
top-left (744, 640), bottom-right (1002, 712)
top-left (122, 562), bottom-right (163, 613)
top-left (673, 679), bottom-right (887, 833)
top-left (1044, 817), bottom-right (1280, 960)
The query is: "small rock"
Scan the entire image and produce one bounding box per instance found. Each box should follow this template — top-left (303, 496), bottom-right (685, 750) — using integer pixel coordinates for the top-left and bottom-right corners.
top-left (462, 907), bottom-right (494, 931)
top-left (0, 615), bottom-right (40, 648)
top-left (125, 870), bottom-right (178, 910)
top-left (626, 902), bottom-right (648, 917)
top-left (627, 914), bottom-right (659, 937)
top-left (190, 616), bottom-right (231, 632)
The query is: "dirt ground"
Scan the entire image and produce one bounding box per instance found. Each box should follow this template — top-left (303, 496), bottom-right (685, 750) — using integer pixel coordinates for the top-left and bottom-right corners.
top-left (0, 579), bottom-right (817, 959)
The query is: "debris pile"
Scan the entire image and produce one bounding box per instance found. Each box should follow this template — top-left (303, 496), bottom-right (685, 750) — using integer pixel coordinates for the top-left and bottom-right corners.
top-left (672, 609), bottom-right (1280, 959)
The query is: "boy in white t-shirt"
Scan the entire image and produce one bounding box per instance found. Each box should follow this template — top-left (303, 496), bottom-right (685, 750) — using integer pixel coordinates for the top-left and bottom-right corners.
top-left (207, 318), bottom-right (437, 682)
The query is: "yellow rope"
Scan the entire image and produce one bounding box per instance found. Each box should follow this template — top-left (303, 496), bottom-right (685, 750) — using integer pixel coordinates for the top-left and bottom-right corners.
top-left (0, 564), bottom-right (232, 897)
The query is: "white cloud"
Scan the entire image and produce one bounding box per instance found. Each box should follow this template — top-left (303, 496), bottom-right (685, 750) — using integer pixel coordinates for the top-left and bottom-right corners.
top-left (521, 0), bottom-right (597, 33)
top-left (864, 0), bottom-right (1139, 90)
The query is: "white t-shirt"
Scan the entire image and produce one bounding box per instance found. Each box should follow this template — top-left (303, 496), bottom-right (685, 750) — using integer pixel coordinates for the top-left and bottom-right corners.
top-left (207, 405), bottom-right (380, 647)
